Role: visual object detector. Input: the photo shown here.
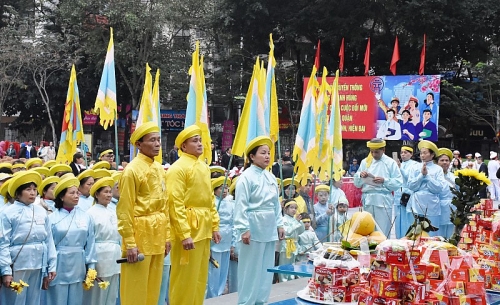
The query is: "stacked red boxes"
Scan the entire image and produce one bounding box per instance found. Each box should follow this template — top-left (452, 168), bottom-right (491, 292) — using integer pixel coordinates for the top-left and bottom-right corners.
top-left (307, 262), bottom-right (365, 302)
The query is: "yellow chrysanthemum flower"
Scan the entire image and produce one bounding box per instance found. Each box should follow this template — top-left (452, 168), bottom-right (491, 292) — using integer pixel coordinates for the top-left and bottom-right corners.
top-left (87, 269), bottom-right (98, 280)
top-left (10, 280), bottom-right (28, 294)
top-left (98, 281), bottom-right (110, 290)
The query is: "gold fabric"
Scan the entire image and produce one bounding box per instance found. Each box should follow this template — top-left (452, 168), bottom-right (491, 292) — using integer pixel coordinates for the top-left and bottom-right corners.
top-left (117, 153), bottom-right (170, 254)
top-left (169, 239), bottom-right (210, 305)
top-left (285, 238), bottom-right (297, 259)
top-left (120, 253), bottom-right (164, 305)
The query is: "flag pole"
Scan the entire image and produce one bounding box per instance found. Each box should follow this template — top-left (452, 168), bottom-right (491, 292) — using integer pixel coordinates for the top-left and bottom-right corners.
top-left (327, 155), bottom-right (335, 242)
top-left (114, 119), bottom-right (120, 170)
top-left (277, 136), bottom-right (285, 197)
top-left (81, 140), bottom-right (88, 168)
top-left (217, 155), bottom-right (234, 211)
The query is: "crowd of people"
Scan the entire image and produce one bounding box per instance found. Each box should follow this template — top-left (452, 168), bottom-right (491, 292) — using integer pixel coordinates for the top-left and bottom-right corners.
top-left (0, 129), bottom-right (499, 305)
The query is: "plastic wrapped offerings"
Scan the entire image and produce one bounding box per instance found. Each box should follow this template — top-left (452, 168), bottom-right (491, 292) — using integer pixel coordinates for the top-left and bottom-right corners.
top-left (297, 247), bottom-right (366, 304)
top-left (298, 238), bottom-right (489, 305)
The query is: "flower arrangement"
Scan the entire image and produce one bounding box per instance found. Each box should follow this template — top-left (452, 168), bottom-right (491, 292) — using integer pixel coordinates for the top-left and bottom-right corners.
top-left (10, 280), bottom-right (29, 294)
top-left (449, 168), bottom-right (491, 246)
top-left (83, 268), bottom-right (110, 290)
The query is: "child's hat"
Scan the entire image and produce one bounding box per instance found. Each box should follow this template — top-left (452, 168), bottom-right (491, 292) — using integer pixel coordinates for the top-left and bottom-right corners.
top-left (337, 196), bottom-right (349, 206)
top-left (282, 178), bottom-right (300, 190)
top-left (314, 184), bottom-right (329, 193)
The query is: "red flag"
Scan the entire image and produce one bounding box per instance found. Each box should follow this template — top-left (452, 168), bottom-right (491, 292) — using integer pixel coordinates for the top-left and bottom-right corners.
top-left (390, 36), bottom-right (400, 75)
top-left (419, 34), bottom-right (426, 75)
top-left (363, 38), bottom-right (370, 76)
top-left (339, 38), bottom-right (345, 72)
top-left (314, 40), bottom-right (321, 70)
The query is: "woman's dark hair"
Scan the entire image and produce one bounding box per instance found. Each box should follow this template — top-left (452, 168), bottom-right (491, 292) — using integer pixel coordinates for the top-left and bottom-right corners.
top-left (43, 182), bottom-right (57, 196)
top-left (453, 158), bottom-right (462, 168)
top-left (94, 185), bottom-right (111, 204)
top-left (54, 188), bottom-right (69, 209)
top-left (15, 182), bottom-right (37, 199)
top-left (243, 145), bottom-right (261, 170)
top-left (73, 152), bottom-right (84, 163)
top-left (211, 172), bottom-right (222, 179)
top-left (283, 198), bottom-right (297, 211)
top-left (79, 176), bottom-right (93, 187)
top-left (0, 168), bottom-right (13, 174)
top-left (12, 160), bottom-right (25, 165)
top-left (283, 184), bottom-right (298, 198)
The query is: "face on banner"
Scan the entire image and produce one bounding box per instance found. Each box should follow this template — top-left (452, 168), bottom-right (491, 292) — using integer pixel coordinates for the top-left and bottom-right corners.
top-left (308, 75), bottom-right (441, 140)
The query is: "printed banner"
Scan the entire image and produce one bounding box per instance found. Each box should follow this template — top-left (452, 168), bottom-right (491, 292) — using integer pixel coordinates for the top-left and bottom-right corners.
top-left (305, 75), bottom-right (441, 140)
top-left (222, 120), bottom-right (234, 151)
top-left (131, 110), bottom-right (186, 132)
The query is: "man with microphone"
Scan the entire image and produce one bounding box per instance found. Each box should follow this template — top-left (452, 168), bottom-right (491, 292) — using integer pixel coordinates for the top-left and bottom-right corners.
top-left (117, 122), bottom-right (171, 305)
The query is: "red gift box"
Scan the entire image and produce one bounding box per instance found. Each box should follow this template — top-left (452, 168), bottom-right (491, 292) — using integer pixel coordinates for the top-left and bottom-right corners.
top-left (400, 282), bottom-right (426, 303)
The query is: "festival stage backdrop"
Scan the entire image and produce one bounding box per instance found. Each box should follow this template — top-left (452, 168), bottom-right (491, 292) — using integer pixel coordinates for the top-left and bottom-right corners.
top-left (304, 75), bottom-right (441, 140)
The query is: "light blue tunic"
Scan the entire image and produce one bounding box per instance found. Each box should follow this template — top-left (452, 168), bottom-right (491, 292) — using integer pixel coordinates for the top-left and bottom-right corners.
top-left (314, 202), bottom-right (331, 242)
top-left (83, 204), bottom-right (121, 305)
top-left (439, 171), bottom-right (457, 239)
top-left (407, 161), bottom-right (447, 237)
top-left (77, 195), bottom-right (94, 212)
top-left (108, 197), bottom-right (118, 213)
top-left (394, 159), bottom-right (418, 238)
top-left (331, 212), bottom-right (349, 242)
top-left (297, 229), bottom-right (321, 261)
top-left (206, 197), bottom-right (234, 298)
top-left (354, 154), bottom-right (403, 236)
top-left (279, 214), bottom-right (304, 282)
top-left (46, 207), bottom-right (97, 305)
top-left (0, 201), bottom-right (56, 305)
top-left (234, 165), bottom-right (283, 305)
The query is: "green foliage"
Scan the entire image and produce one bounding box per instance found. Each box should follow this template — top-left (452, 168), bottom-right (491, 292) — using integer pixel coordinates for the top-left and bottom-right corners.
top-left (449, 171), bottom-right (489, 245)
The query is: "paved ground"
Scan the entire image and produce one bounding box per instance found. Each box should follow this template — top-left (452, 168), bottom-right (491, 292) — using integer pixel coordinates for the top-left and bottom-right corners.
top-left (204, 277), bottom-right (309, 304)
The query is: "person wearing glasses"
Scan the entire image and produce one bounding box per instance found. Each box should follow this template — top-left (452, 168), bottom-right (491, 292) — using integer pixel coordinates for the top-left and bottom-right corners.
top-left (99, 150), bottom-right (115, 167)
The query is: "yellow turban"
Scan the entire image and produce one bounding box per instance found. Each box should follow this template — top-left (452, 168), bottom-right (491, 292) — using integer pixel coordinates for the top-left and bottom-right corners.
top-left (38, 176), bottom-right (60, 195)
top-left (43, 160), bottom-right (57, 168)
top-left (0, 179), bottom-right (12, 201)
top-left (93, 169), bottom-right (111, 180)
top-left (210, 166), bottom-right (226, 175)
top-left (49, 164), bottom-right (72, 176)
top-left (111, 172), bottom-right (122, 184)
top-left (438, 148), bottom-right (453, 161)
top-left (99, 149), bottom-right (113, 159)
top-left (401, 146), bottom-right (414, 153)
top-left (229, 176), bottom-right (239, 195)
top-left (25, 158), bottom-right (43, 169)
top-left (366, 139), bottom-right (386, 149)
top-left (418, 140), bottom-right (439, 156)
top-left (77, 170), bottom-right (95, 181)
top-left (245, 136), bottom-right (273, 158)
top-left (175, 125), bottom-right (201, 149)
top-left (0, 162), bottom-right (12, 169)
top-left (315, 184), bottom-right (330, 193)
top-left (211, 176), bottom-right (231, 190)
top-left (131, 122), bottom-right (160, 146)
top-left (90, 177), bottom-right (114, 198)
top-left (282, 178), bottom-right (300, 190)
top-left (12, 163), bottom-right (26, 170)
top-left (284, 200), bottom-right (298, 208)
top-left (31, 166), bottom-right (49, 178)
top-left (92, 161), bottom-right (111, 170)
top-left (53, 176), bottom-right (80, 198)
top-left (8, 170), bottom-right (42, 198)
